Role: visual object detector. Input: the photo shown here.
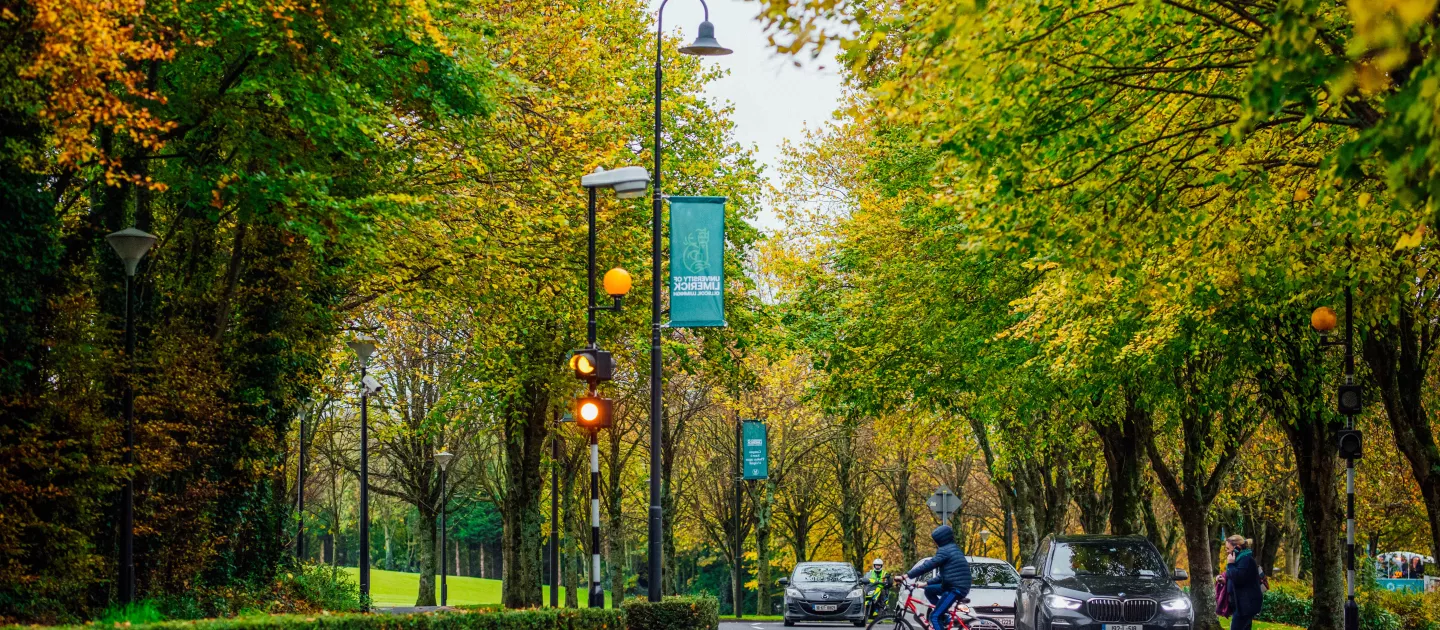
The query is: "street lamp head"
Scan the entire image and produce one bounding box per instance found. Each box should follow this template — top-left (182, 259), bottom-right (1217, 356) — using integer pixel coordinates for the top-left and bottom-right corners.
top-left (979, 529), bottom-right (991, 543)
top-left (1311, 306), bottom-right (1338, 334)
top-left (679, 21), bottom-right (733, 56)
top-left (604, 267), bottom-right (633, 297)
top-left (347, 338), bottom-right (378, 366)
top-left (581, 166), bottom-right (651, 199)
top-left (435, 450), bottom-right (455, 471)
top-left (106, 228), bottom-right (159, 276)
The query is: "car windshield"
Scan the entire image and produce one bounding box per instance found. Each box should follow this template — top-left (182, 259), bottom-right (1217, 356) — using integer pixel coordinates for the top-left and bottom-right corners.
top-left (1049, 543), bottom-right (1166, 579)
top-left (970, 563), bottom-right (1021, 587)
top-left (795, 565), bottom-right (857, 583)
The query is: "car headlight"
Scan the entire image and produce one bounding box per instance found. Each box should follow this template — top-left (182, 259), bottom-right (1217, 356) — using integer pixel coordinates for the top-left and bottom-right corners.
top-left (847, 587), bottom-right (863, 598)
top-left (786, 588), bottom-right (802, 599)
top-left (1161, 598), bottom-right (1191, 612)
top-left (955, 603), bottom-right (972, 614)
top-left (1043, 594), bottom-right (1083, 610)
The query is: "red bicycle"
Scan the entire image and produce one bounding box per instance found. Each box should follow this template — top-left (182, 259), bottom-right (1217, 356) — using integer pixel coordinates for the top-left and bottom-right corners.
top-left (865, 576), bottom-right (1001, 630)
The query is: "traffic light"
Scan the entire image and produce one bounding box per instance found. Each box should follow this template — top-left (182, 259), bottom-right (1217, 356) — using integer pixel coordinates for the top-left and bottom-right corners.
top-left (1338, 384), bottom-right (1362, 416)
top-left (575, 396), bottom-right (613, 430)
top-left (570, 348), bottom-right (614, 383)
top-left (1336, 429), bottom-right (1363, 460)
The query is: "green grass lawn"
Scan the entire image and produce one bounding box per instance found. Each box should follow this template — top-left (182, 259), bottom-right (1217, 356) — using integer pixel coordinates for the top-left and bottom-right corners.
top-left (338, 567), bottom-right (611, 608)
top-left (1219, 619), bottom-right (1300, 630)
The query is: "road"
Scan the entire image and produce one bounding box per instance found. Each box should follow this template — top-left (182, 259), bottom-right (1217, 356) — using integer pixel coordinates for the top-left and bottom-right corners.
top-left (720, 621), bottom-right (858, 630)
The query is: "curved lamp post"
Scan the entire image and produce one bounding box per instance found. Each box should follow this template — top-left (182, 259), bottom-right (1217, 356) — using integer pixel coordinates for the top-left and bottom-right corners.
top-left (347, 338), bottom-right (379, 608)
top-left (435, 450), bottom-right (455, 607)
top-left (648, 0), bottom-right (731, 602)
top-left (106, 227), bottom-right (157, 605)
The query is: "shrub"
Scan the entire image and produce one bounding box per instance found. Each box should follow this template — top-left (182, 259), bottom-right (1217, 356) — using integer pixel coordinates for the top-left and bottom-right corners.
top-left (1255, 590), bottom-right (1311, 626)
top-left (623, 596), bottom-right (719, 630)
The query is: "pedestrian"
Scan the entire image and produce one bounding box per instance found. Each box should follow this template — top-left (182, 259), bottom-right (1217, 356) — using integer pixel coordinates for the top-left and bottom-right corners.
top-left (1225, 535), bottom-right (1264, 630)
top-left (1412, 557), bottom-right (1424, 579)
top-left (902, 525), bottom-right (972, 630)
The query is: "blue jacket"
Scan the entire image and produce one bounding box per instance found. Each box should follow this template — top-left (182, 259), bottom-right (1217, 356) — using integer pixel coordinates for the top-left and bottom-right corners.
top-left (1225, 551), bottom-right (1263, 618)
top-left (907, 525), bottom-right (971, 594)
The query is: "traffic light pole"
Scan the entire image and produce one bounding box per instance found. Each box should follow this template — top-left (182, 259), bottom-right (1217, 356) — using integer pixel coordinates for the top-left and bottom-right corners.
top-left (587, 186), bottom-right (598, 346)
top-left (589, 429), bottom-right (603, 608)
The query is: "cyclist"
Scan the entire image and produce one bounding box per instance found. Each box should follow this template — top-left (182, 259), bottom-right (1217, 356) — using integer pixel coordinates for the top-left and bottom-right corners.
top-left (864, 558), bottom-right (887, 616)
top-left (900, 525), bottom-right (971, 630)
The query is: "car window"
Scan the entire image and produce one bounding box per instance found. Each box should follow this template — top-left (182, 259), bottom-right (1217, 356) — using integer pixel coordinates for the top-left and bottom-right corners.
top-left (1048, 542), bottom-right (1166, 579)
top-left (795, 565), bottom-right (858, 583)
top-left (971, 563), bottom-right (1021, 587)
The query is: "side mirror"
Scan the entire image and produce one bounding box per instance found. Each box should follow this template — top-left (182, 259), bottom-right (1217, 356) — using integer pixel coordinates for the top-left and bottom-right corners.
top-left (778, 578), bottom-right (789, 587)
top-left (1020, 566), bottom-right (1037, 579)
top-left (1173, 568), bottom-right (1189, 582)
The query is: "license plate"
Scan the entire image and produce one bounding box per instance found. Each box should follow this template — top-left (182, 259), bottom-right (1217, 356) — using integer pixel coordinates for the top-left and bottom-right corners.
top-left (996, 618), bottom-right (1014, 628)
top-left (813, 604), bottom-right (838, 612)
top-left (1103, 625), bottom-right (1141, 630)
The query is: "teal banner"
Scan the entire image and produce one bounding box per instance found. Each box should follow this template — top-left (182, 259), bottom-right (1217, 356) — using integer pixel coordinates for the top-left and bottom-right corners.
top-left (742, 420), bottom-right (768, 480)
top-left (668, 196), bottom-right (727, 328)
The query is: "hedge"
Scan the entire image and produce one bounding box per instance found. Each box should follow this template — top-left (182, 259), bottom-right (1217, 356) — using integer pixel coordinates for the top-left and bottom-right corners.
top-left (1253, 590), bottom-right (1408, 630)
top-left (622, 596), bottom-right (719, 630)
top-left (27, 607), bottom-right (626, 630)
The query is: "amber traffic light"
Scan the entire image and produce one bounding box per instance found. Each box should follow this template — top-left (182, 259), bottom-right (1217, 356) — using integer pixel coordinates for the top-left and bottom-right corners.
top-left (570, 348), bottom-right (614, 383)
top-left (575, 396), bottom-right (613, 429)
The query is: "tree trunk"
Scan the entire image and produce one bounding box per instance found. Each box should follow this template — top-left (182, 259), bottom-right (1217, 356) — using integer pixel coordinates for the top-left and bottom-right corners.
top-left (416, 503), bottom-right (438, 606)
top-left (1179, 504), bottom-right (1220, 630)
top-left (1094, 396), bottom-right (1146, 535)
top-left (1363, 318), bottom-right (1440, 562)
top-left (1285, 418), bottom-right (1345, 630)
top-left (501, 380), bottom-right (550, 608)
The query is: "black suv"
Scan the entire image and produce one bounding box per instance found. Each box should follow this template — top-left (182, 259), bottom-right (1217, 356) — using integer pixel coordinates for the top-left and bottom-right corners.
top-left (1015, 535), bottom-right (1193, 630)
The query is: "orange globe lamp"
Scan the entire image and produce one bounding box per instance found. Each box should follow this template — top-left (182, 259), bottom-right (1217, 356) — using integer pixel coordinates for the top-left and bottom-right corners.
top-left (1311, 306), bottom-right (1338, 334)
top-left (603, 267), bottom-right (633, 298)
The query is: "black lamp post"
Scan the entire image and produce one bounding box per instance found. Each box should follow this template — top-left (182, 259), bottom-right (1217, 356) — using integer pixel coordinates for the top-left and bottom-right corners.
top-left (435, 450), bottom-right (455, 607)
top-left (106, 227), bottom-right (158, 605)
top-left (648, 1), bottom-right (731, 601)
top-left (1312, 293), bottom-right (1363, 630)
top-left (347, 338), bottom-right (379, 608)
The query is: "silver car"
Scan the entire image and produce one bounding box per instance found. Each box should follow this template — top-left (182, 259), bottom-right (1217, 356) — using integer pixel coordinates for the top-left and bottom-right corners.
top-left (781, 562), bottom-right (868, 626)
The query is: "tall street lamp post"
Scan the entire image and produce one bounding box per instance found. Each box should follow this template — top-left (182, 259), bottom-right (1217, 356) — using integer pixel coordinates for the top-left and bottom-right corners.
top-left (347, 338), bottom-right (379, 608)
top-left (106, 227), bottom-right (158, 605)
top-left (648, 2), bottom-right (731, 601)
top-left (1312, 292), bottom-right (1364, 630)
top-left (578, 166), bottom-right (646, 608)
top-left (435, 450), bottom-right (455, 607)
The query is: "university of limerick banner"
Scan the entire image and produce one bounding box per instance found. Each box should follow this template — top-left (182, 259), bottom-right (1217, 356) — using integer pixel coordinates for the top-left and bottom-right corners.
top-left (668, 196), bottom-right (727, 328)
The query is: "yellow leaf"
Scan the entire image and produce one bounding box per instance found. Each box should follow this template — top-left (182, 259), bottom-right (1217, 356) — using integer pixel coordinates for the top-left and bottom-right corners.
top-left (1395, 224), bottom-right (1426, 250)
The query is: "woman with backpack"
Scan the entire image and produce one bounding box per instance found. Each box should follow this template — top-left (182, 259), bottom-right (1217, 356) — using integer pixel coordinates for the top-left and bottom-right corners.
top-left (1223, 535), bottom-right (1264, 630)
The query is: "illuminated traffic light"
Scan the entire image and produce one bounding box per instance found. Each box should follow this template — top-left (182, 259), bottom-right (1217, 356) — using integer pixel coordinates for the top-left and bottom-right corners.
top-left (570, 348), bottom-right (614, 383)
top-left (575, 396), bottom-right (613, 430)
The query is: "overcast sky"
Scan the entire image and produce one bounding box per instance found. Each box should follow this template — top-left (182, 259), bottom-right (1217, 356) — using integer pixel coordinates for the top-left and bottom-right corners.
top-left (649, 0), bottom-right (845, 232)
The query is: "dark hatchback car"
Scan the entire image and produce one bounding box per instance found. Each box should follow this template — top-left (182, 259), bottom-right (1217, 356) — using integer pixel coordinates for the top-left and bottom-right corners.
top-left (1015, 535), bottom-right (1193, 630)
top-left (781, 562), bottom-right (867, 626)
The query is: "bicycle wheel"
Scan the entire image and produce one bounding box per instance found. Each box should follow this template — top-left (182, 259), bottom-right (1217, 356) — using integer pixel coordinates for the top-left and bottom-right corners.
top-left (866, 613), bottom-right (912, 630)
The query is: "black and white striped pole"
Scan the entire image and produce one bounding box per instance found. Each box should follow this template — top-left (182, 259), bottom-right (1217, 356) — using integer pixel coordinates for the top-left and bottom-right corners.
top-left (590, 429), bottom-right (603, 608)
